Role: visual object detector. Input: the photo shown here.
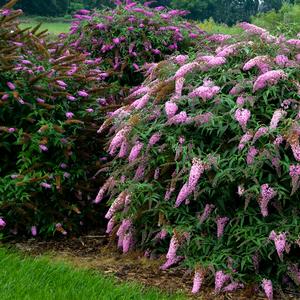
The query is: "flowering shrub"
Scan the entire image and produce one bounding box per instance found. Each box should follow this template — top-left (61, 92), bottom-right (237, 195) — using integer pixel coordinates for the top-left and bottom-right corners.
top-left (67, 2), bottom-right (205, 88)
top-left (100, 22), bottom-right (300, 296)
top-left (0, 2), bottom-right (111, 237)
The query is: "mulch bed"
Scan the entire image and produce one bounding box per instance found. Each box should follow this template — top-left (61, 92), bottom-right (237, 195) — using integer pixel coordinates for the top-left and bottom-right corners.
top-left (4, 235), bottom-right (299, 300)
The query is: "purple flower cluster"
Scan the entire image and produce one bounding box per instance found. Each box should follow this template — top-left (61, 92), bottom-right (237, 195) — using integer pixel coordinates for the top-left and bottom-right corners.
top-left (234, 108), bottom-right (251, 130)
top-left (259, 184), bottom-right (277, 217)
top-left (191, 270), bottom-right (205, 294)
top-left (269, 230), bottom-right (287, 260)
top-left (253, 70), bottom-right (286, 92)
top-left (216, 216), bottom-right (229, 238)
top-left (261, 279), bottom-right (273, 300)
top-left (215, 270), bottom-right (230, 293)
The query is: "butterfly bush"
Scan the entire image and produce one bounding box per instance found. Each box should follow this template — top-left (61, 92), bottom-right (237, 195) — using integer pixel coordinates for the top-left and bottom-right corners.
top-left (100, 21), bottom-right (300, 296)
top-left (67, 1), bottom-right (205, 91)
top-left (0, 2), bottom-right (111, 237)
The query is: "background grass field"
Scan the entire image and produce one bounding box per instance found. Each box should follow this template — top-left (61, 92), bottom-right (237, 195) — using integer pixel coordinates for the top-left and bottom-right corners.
top-left (19, 20), bottom-right (70, 34)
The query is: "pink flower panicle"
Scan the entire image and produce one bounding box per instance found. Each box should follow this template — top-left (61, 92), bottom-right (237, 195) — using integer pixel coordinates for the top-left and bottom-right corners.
top-left (117, 219), bottom-right (132, 239)
top-left (148, 133), bottom-right (161, 147)
top-left (261, 279), bottom-right (273, 300)
top-left (291, 142), bottom-right (300, 162)
top-left (189, 85), bottom-right (220, 101)
top-left (253, 70), bottom-right (286, 92)
top-left (234, 108), bottom-right (251, 130)
top-left (175, 183), bottom-right (191, 207)
top-left (165, 101), bottom-right (178, 118)
top-left (7, 81), bottom-right (16, 90)
top-left (131, 94), bottom-right (150, 110)
top-left (166, 235), bottom-right (179, 260)
top-left (238, 131), bottom-right (253, 150)
top-left (269, 231), bottom-right (287, 260)
top-left (31, 226), bottom-right (37, 236)
top-left (286, 39), bottom-right (300, 48)
top-left (246, 146), bottom-right (259, 165)
top-left (0, 218), bottom-right (6, 229)
top-left (160, 255), bottom-right (183, 270)
top-left (239, 22), bottom-right (268, 35)
top-left (275, 55), bottom-right (289, 67)
top-left (270, 109), bottom-right (286, 129)
top-left (215, 270), bottom-right (230, 293)
top-left (105, 192), bottom-right (127, 219)
top-left (222, 282), bottom-right (244, 292)
top-left (273, 135), bottom-right (283, 147)
top-left (188, 160), bottom-right (205, 191)
top-left (243, 56), bottom-right (270, 73)
top-left (134, 164), bottom-right (145, 181)
top-left (154, 229), bottom-right (168, 240)
top-left (217, 217), bottom-right (229, 238)
top-left (197, 55), bottom-right (226, 69)
top-left (94, 177), bottom-right (114, 204)
top-left (174, 55), bottom-right (188, 65)
top-left (208, 34), bottom-right (232, 43)
top-left (122, 231), bottom-right (134, 253)
top-left (128, 141), bottom-right (144, 163)
top-left (40, 182), bottom-right (51, 189)
top-left (259, 184), bottom-right (277, 217)
top-left (199, 204), bottom-right (215, 224)
top-left (167, 111), bottom-right (188, 125)
top-left (106, 217), bottom-right (115, 234)
top-left (289, 164), bottom-right (300, 177)
top-left (66, 112), bottom-right (74, 119)
top-left (253, 127), bottom-right (268, 143)
top-left (174, 62), bottom-right (199, 79)
top-left (108, 127), bottom-right (130, 156)
top-left (118, 140), bottom-right (129, 158)
top-left (191, 270), bottom-right (205, 294)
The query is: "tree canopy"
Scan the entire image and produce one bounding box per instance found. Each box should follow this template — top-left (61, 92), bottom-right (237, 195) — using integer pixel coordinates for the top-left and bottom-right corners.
top-left (0, 0), bottom-right (294, 24)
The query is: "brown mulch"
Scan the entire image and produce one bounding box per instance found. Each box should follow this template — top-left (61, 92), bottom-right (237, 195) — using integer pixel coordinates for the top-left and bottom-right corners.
top-left (5, 235), bottom-right (298, 300)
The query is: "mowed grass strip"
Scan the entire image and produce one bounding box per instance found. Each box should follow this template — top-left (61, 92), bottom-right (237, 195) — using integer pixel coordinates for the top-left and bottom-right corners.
top-left (0, 248), bottom-right (186, 300)
top-left (19, 21), bottom-right (70, 34)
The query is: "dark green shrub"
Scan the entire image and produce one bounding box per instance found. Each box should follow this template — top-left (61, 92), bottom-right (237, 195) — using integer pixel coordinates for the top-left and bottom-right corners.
top-left (0, 1), bottom-right (111, 237)
top-left (67, 3), bottom-right (205, 88)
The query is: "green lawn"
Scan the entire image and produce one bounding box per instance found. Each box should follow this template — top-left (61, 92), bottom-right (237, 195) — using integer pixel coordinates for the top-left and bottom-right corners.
top-left (0, 248), bottom-right (186, 300)
top-left (19, 21), bottom-right (70, 35)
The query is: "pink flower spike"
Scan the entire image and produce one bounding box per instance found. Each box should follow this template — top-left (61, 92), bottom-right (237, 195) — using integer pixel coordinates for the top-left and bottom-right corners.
top-left (165, 101), bottom-right (178, 119)
top-left (56, 80), bottom-right (67, 88)
top-left (270, 109), bottom-right (286, 129)
top-left (222, 282), bottom-right (244, 292)
top-left (216, 217), bottom-right (229, 238)
top-left (78, 90), bottom-right (89, 97)
top-left (128, 141), bottom-right (144, 163)
top-left (166, 235), bottom-right (179, 260)
top-left (188, 159), bottom-right (205, 190)
top-left (215, 270), bottom-right (230, 293)
top-left (7, 82), bottom-right (16, 90)
top-left (261, 279), bottom-right (273, 300)
top-left (259, 184), bottom-right (277, 217)
top-left (175, 183), bottom-right (191, 207)
top-left (66, 112), bottom-right (74, 119)
top-left (199, 204), bottom-right (215, 224)
top-left (31, 226), bottom-right (37, 236)
top-left (253, 70), bottom-right (286, 92)
top-left (39, 144), bottom-right (48, 152)
top-left (192, 270), bottom-right (204, 294)
top-left (234, 108), bottom-right (251, 130)
top-left (0, 218), bottom-right (6, 229)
